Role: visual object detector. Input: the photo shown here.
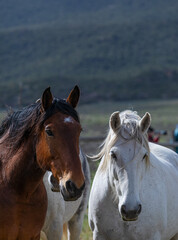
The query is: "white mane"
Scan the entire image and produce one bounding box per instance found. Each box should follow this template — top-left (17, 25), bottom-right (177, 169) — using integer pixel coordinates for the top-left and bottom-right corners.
top-left (94, 110), bottom-right (150, 171)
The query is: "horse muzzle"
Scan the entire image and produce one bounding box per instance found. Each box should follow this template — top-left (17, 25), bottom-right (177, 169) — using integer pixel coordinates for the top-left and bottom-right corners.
top-left (121, 204), bottom-right (142, 221)
top-left (61, 180), bottom-right (85, 201)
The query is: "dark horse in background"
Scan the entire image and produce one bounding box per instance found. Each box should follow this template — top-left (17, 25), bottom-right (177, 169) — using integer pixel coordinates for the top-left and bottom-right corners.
top-left (0, 86), bottom-right (85, 240)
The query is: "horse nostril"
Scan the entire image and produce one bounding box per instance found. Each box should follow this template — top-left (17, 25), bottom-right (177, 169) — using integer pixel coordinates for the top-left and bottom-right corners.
top-left (65, 180), bottom-right (85, 199)
top-left (121, 205), bottom-right (127, 215)
top-left (66, 180), bottom-right (77, 194)
top-left (137, 204), bottom-right (142, 214)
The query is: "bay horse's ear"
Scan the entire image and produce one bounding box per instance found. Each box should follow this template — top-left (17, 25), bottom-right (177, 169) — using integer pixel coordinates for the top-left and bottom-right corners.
top-left (66, 85), bottom-right (80, 108)
top-left (139, 112), bottom-right (151, 133)
top-left (41, 87), bottom-right (53, 111)
top-left (110, 111), bottom-right (121, 132)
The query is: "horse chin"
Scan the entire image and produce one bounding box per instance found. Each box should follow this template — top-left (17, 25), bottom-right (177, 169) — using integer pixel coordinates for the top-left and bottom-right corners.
top-left (122, 216), bottom-right (138, 222)
top-left (62, 194), bottom-right (81, 202)
top-left (51, 187), bottom-right (60, 192)
top-left (61, 186), bottom-right (82, 202)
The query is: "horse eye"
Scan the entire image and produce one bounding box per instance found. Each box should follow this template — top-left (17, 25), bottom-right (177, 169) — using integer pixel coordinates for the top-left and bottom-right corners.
top-left (143, 154), bottom-right (147, 159)
top-left (45, 129), bottom-right (54, 137)
top-left (111, 151), bottom-right (117, 160)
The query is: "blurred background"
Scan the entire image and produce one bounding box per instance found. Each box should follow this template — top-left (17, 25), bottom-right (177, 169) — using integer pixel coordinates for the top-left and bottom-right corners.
top-left (1, 1), bottom-right (178, 238)
top-left (1, 0), bottom-right (178, 106)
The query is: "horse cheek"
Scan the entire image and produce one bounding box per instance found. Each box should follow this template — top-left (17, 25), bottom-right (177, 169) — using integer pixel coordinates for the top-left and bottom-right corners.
top-left (36, 133), bottom-right (51, 170)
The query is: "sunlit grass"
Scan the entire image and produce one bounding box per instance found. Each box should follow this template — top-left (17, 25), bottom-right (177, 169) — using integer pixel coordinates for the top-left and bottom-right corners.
top-left (79, 99), bottom-right (178, 141)
top-left (80, 210), bottom-right (93, 240)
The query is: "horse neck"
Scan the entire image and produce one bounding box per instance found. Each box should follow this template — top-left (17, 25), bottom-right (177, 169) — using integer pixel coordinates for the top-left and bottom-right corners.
top-left (0, 138), bottom-right (45, 197)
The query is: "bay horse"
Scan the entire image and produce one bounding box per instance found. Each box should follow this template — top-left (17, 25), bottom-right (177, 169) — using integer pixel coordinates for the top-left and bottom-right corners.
top-left (42, 149), bottom-right (90, 240)
top-left (89, 110), bottom-right (178, 240)
top-left (0, 86), bottom-right (85, 240)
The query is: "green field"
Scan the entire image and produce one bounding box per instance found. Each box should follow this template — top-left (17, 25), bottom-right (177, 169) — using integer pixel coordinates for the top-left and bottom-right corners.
top-left (79, 98), bottom-right (178, 140)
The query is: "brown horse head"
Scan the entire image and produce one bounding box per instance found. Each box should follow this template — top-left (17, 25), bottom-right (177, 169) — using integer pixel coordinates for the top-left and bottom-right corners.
top-left (36, 86), bottom-right (85, 201)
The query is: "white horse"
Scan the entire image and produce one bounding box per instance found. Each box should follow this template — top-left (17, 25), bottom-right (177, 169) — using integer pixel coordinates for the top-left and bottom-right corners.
top-left (42, 149), bottom-right (90, 240)
top-left (89, 110), bottom-right (178, 240)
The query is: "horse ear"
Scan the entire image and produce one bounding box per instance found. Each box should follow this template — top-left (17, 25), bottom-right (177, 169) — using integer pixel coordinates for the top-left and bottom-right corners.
top-left (110, 111), bottom-right (121, 132)
top-left (66, 85), bottom-right (80, 108)
top-left (41, 87), bottom-right (53, 111)
top-left (139, 112), bottom-right (151, 133)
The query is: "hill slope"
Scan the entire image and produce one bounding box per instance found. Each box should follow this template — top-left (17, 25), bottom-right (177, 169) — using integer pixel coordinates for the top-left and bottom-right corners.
top-left (0, 0), bottom-right (178, 106)
top-left (1, 0), bottom-right (178, 28)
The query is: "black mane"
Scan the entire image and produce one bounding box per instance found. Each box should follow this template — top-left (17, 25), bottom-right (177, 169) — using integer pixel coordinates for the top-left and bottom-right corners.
top-left (0, 98), bottom-right (80, 153)
top-left (44, 98), bottom-right (79, 124)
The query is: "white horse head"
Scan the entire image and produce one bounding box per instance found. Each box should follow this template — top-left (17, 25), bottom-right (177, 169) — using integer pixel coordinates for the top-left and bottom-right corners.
top-left (96, 110), bottom-right (151, 221)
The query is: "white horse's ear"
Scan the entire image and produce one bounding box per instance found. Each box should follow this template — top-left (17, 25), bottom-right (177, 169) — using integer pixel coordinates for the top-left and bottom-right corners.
top-left (110, 111), bottom-right (121, 132)
top-left (139, 112), bottom-right (151, 133)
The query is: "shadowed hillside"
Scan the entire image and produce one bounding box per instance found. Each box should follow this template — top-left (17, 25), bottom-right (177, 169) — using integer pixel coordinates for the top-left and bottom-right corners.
top-left (0, 0), bottom-right (178, 106)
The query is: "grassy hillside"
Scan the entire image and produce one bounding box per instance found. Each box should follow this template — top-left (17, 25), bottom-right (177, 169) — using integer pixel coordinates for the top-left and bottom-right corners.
top-left (1, 0), bottom-right (178, 28)
top-left (0, 0), bottom-right (178, 107)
